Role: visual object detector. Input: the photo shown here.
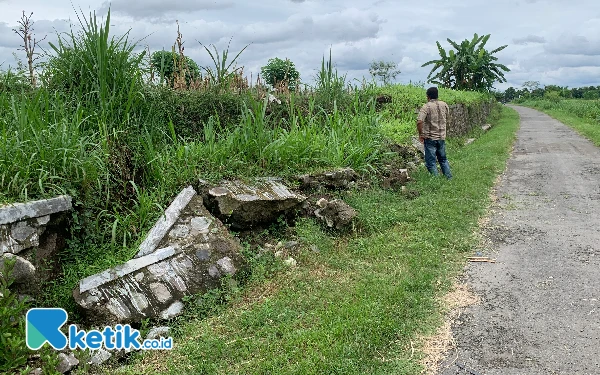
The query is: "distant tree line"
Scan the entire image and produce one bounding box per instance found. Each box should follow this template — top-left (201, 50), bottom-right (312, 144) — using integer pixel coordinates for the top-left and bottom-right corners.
top-left (495, 81), bottom-right (600, 103)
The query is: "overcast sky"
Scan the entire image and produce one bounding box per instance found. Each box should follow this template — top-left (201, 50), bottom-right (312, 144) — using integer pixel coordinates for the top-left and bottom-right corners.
top-left (1, 0), bottom-right (599, 90)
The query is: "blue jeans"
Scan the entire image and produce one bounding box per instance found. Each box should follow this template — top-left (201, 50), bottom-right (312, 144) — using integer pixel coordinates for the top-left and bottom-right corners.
top-left (424, 139), bottom-right (452, 179)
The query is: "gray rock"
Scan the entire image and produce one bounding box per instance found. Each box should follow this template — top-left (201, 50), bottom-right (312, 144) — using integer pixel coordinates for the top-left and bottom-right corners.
top-left (79, 246), bottom-right (177, 294)
top-left (29, 368), bottom-right (42, 375)
top-left (36, 215), bottom-right (51, 225)
top-left (216, 257), bottom-right (236, 275)
top-left (160, 301), bottom-right (184, 320)
top-left (0, 195), bottom-right (72, 226)
top-left (314, 199), bottom-right (358, 230)
top-left (195, 249), bottom-right (211, 262)
top-left (208, 265), bottom-right (220, 277)
top-left (89, 348), bottom-right (112, 366)
top-left (406, 161), bottom-right (419, 172)
top-left (206, 179), bottom-right (306, 229)
top-left (146, 326), bottom-right (171, 341)
top-left (0, 254), bottom-right (35, 283)
top-left (190, 216), bottom-right (212, 233)
top-left (150, 282), bottom-right (172, 303)
top-left (284, 241), bottom-right (299, 250)
top-left (411, 136), bottom-right (425, 155)
top-left (298, 168), bottom-right (358, 191)
top-left (382, 169), bottom-right (410, 190)
top-left (56, 352), bottom-right (79, 373)
top-left (168, 224), bottom-right (190, 239)
top-left (18, 294), bottom-right (34, 303)
top-left (284, 257), bottom-right (297, 267)
top-left (482, 124), bottom-right (491, 132)
top-left (465, 138), bottom-right (476, 145)
top-left (316, 198), bottom-right (328, 208)
top-left (10, 221), bottom-right (37, 242)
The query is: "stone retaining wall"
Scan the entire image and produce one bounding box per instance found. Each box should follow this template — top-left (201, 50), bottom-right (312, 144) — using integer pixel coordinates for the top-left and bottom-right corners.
top-left (0, 196), bottom-right (72, 292)
top-left (447, 100), bottom-right (495, 137)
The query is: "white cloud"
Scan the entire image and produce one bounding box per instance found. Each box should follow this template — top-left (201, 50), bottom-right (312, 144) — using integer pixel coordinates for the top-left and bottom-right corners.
top-left (0, 0), bottom-right (598, 88)
top-left (98, 0), bottom-right (234, 20)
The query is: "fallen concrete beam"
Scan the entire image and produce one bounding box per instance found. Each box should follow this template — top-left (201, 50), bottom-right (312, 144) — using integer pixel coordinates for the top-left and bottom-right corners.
top-left (135, 186), bottom-right (196, 258)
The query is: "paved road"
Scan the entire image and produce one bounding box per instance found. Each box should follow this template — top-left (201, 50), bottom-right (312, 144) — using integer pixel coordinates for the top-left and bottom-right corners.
top-left (438, 106), bottom-right (600, 375)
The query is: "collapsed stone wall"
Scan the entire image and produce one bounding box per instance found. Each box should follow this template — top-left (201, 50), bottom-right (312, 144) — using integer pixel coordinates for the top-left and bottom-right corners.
top-left (0, 196), bottom-right (72, 295)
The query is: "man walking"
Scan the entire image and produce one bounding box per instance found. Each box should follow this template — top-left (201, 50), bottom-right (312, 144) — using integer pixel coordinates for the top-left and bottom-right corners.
top-left (416, 87), bottom-right (452, 179)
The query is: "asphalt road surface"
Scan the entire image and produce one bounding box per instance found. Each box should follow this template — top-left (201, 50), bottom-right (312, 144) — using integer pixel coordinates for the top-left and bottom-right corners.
top-left (438, 106), bottom-right (600, 375)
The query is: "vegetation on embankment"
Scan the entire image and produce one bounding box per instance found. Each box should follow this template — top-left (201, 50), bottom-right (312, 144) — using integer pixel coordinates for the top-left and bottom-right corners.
top-left (376, 85), bottom-right (491, 144)
top-left (1, 9), bottom-right (506, 374)
top-left (99, 105), bottom-right (519, 375)
top-left (0, 9), bottom-right (493, 321)
top-left (517, 99), bottom-right (600, 146)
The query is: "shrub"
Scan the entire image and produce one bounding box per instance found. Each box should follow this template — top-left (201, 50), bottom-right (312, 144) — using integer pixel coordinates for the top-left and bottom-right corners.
top-left (261, 57), bottom-right (300, 91)
top-left (151, 50), bottom-right (201, 87)
top-left (544, 90), bottom-right (561, 103)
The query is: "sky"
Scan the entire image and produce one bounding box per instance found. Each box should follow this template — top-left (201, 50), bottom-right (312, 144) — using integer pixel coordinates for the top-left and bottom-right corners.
top-left (0, 0), bottom-right (599, 91)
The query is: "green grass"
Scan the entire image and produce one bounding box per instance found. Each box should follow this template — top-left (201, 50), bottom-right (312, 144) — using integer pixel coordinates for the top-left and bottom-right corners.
top-left (517, 99), bottom-right (600, 146)
top-left (105, 106), bottom-right (519, 375)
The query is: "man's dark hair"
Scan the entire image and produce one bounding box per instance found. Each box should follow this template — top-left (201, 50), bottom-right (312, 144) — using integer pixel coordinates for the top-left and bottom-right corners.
top-left (426, 87), bottom-right (439, 99)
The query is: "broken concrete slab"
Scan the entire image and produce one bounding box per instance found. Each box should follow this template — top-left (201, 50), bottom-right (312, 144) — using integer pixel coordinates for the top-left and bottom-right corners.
top-left (205, 179), bottom-right (306, 229)
top-left (135, 186), bottom-right (196, 258)
top-left (79, 247), bottom-right (177, 294)
top-left (1, 196), bottom-right (71, 256)
top-left (0, 196), bottom-right (72, 225)
top-left (482, 124), bottom-right (492, 132)
top-left (465, 138), bottom-right (476, 145)
top-left (74, 195), bottom-right (243, 324)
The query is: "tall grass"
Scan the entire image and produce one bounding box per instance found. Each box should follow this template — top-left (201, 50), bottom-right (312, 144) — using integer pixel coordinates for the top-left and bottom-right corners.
top-left (43, 8), bottom-right (145, 136)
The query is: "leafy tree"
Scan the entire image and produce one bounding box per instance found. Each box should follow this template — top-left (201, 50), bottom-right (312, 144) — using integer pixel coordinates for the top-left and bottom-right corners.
top-left (260, 57), bottom-right (300, 90)
top-left (151, 50), bottom-right (200, 86)
top-left (369, 60), bottom-right (400, 85)
top-left (504, 87), bottom-right (517, 102)
top-left (522, 81), bottom-right (540, 91)
top-left (422, 33), bottom-right (509, 92)
top-left (583, 90), bottom-right (599, 100)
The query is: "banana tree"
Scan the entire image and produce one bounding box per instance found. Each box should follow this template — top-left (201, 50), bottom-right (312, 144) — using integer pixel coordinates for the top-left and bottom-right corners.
top-left (422, 33), bottom-right (509, 92)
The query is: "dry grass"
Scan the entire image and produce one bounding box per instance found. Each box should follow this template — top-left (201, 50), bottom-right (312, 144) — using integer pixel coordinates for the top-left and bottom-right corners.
top-left (418, 282), bottom-right (480, 375)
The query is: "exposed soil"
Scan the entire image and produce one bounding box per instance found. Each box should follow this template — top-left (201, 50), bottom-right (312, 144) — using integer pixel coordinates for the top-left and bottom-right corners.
top-left (437, 106), bottom-right (600, 374)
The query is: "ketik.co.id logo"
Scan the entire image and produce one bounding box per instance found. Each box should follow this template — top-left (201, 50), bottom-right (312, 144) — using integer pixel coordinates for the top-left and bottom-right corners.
top-left (26, 308), bottom-right (173, 351)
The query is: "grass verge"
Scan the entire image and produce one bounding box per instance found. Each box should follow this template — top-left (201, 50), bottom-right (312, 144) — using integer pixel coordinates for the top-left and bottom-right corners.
top-left (94, 106), bottom-right (519, 375)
